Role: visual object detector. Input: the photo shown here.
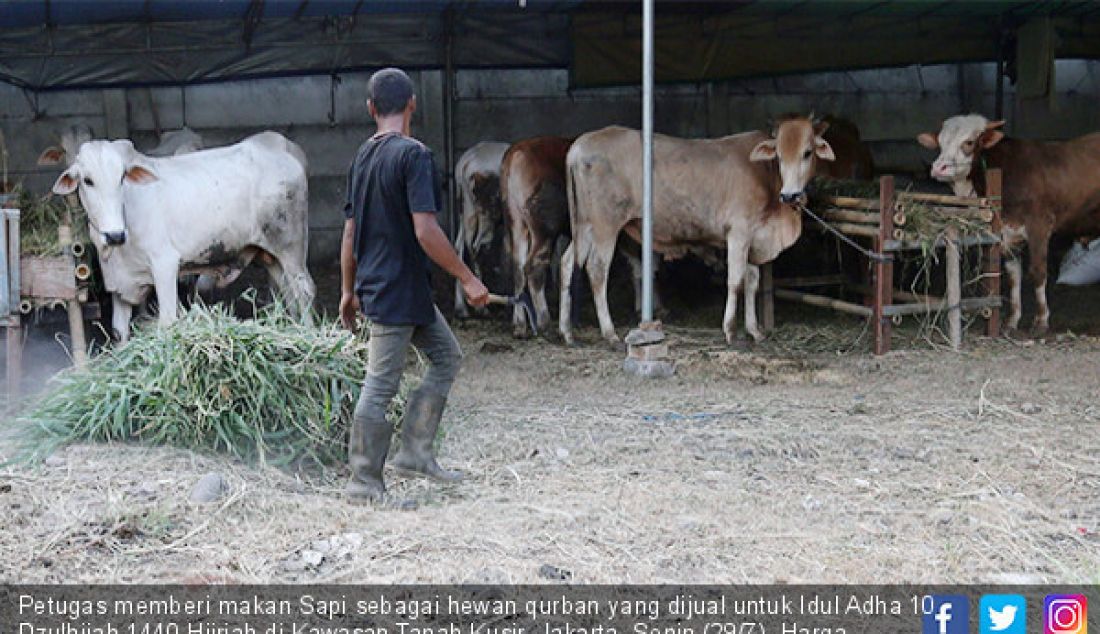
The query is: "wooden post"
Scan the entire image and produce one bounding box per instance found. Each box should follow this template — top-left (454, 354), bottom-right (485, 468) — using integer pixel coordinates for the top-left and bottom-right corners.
top-left (945, 226), bottom-right (962, 350)
top-left (58, 224), bottom-right (87, 367)
top-left (6, 322), bottom-right (20, 407)
top-left (761, 261), bottom-right (774, 334)
top-left (873, 176), bottom-right (895, 355)
top-left (984, 168), bottom-right (1003, 337)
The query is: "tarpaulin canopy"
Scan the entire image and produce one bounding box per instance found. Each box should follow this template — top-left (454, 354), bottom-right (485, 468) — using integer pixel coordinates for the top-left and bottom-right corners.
top-left (570, 1), bottom-right (1100, 86)
top-left (0, 1), bottom-right (577, 90)
top-left (3, 1), bottom-right (1100, 90)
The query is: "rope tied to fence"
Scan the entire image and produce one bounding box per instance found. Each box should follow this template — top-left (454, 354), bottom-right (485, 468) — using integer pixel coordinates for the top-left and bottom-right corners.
top-left (794, 200), bottom-right (893, 263)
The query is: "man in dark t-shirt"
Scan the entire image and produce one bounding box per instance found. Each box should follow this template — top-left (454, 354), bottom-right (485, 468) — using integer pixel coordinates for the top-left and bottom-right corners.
top-left (340, 67), bottom-right (489, 502)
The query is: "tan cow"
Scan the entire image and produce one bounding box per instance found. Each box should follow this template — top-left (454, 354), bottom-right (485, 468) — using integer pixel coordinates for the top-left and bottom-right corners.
top-left (561, 117), bottom-right (835, 345)
top-left (918, 114), bottom-right (1100, 334)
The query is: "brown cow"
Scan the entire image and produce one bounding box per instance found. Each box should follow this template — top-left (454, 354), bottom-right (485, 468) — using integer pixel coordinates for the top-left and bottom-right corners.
top-left (773, 113), bottom-right (873, 181)
top-left (918, 114), bottom-right (1100, 334)
top-left (561, 116), bottom-right (835, 345)
top-left (501, 135), bottom-right (655, 336)
top-left (500, 136), bottom-right (573, 335)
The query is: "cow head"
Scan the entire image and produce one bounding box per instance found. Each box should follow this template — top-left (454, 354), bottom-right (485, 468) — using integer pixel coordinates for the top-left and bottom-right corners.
top-left (750, 114), bottom-right (836, 205)
top-left (917, 114), bottom-right (1005, 185)
top-left (51, 139), bottom-right (158, 246)
top-left (37, 123), bottom-right (95, 167)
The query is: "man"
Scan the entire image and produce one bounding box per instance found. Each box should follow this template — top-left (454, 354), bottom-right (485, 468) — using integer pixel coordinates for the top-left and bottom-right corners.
top-left (341, 68), bottom-right (490, 502)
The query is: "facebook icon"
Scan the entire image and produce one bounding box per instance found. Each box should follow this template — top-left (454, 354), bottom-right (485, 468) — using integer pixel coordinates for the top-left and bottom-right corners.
top-left (923, 595), bottom-right (970, 634)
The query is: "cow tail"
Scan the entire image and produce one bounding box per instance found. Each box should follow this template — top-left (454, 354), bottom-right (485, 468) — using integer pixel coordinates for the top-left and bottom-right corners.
top-left (565, 157), bottom-right (591, 304)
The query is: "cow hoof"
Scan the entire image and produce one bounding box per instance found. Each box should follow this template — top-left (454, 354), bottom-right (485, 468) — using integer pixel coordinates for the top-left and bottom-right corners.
top-left (561, 334), bottom-right (577, 347)
top-left (605, 338), bottom-right (624, 352)
top-left (1029, 323), bottom-right (1049, 338)
top-left (727, 337), bottom-right (751, 351)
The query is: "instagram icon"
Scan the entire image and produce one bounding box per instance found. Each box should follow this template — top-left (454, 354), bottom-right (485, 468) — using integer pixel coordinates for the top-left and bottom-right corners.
top-left (1045, 595), bottom-right (1088, 634)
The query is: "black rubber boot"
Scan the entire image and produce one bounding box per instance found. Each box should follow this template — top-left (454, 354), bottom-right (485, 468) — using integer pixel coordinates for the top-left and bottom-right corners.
top-left (390, 389), bottom-right (464, 482)
top-left (346, 411), bottom-right (393, 502)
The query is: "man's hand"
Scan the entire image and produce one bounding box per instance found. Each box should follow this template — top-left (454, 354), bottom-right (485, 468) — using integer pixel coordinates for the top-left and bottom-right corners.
top-left (340, 292), bottom-right (361, 331)
top-left (462, 275), bottom-right (490, 308)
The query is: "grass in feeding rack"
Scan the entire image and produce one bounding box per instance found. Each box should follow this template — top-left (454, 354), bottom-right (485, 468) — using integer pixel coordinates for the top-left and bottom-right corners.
top-left (11, 187), bottom-right (91, 257)
top-left (12, 300), bottom-right (420, 467)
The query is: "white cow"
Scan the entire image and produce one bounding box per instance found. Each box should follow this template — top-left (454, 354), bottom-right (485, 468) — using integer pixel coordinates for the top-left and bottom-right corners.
top-left (50, 131), bottom-right (315, 340)
top-left (454, 141), bottom-right (509, 318)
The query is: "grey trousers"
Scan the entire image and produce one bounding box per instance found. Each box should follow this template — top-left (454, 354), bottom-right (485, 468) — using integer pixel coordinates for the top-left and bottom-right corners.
top-left (353, 306), bottom-right (464, 427)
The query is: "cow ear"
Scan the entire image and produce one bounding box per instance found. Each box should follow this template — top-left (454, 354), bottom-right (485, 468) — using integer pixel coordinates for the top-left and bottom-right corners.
top-left (916, 133), bottom-right (939, 150)
top-left (750, 139), bottom-right (777, 162)
top-left (124, 164), bottom-right (158, 184)
top-left (814, 138), bottom-right (836, 162)
top-left (38, 146), bottom-right (66, 166)
top-left (979, 128), bottom-right (1005, 148)
top-left (813, 119), bottom-right (830, 137)
top-left (52, 167), bottom-right (80, 195)
top-left (986, 119), bottom-right (1006, 130)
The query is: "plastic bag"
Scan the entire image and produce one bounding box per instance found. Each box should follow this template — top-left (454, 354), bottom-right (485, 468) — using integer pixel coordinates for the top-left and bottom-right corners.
top-left (1056, 237), bottom-right (1100, 285)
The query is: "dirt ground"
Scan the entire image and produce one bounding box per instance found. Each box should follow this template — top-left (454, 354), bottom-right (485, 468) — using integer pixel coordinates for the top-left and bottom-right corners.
top-left (2, 297), bottom-right (1099, 583)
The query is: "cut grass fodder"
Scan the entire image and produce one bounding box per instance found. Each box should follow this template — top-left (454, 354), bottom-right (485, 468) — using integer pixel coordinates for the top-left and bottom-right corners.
top-left (15, 301), bottom-right (419, 467)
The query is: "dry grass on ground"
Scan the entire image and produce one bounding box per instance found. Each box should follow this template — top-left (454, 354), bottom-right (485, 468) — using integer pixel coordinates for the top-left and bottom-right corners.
top-left (2, 319), bottom-right (1099, 583)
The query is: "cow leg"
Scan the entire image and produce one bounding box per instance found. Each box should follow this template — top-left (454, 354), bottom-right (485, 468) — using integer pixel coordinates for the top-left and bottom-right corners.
top-left (1004, 257), bottom-right (1023, 332)
top-left (1027, 231), bottom-right (1051, 335)
top-left (265, 251), bottom-right (316, 325)
top-left (558, 242), bottom-right (577, 345)
top-left (511, 224), bottom-right (531, 338)
top-left (742, 263), bottom-right (764, 342)
top-left (722, 236), bottom-right (749, 345)
top-left (151, 258), bottom-right (181, 326)
top-left (586, 239), bottom-right (620, 346)
top-left (111, 294), bottom-right (134, 343)
top-left (453, 223), bottom-right (470, 319)
top-left (526, 236), bottom-right (553, 332)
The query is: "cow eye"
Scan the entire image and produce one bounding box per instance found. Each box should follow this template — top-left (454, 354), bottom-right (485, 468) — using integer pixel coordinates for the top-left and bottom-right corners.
top-left (962, 140), bottom-right (974, 151)
top-left (802, 150), bottom-right (812, 159)
top-left (83, 177), bottom-right (94, 187)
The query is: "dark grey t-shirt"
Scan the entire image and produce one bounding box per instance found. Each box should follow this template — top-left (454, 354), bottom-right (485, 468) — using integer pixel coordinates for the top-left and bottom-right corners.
top-left (343, 133), bottom-right (441, 326)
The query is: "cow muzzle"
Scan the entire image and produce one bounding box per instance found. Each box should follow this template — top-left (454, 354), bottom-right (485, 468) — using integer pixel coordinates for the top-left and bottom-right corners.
top-left (104, 231), bottom-right (127, 246)
top-left (779, 192), bottom-right (805, 205)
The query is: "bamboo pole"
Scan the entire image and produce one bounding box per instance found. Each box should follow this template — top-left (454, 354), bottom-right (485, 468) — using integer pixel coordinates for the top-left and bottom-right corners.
top-left (58, 224), bottom-right (87, 367)
top-left (830, 222), bottom-right (880, 238)
top-left (896, 191), bottom-right (989, 207)
top-left (882, 295), bottom-right (1000, 317)
top-left (874, 176), bottom-right (895, 355)
top-left (823, 208), bottom-right (879, 224)
top-left (821, 195), bottom-right (879, 210)
top-left (945, 225), bottom-right (962, 350)
top-left (774, 288), bottom-right (873, 317)
top-left (984, 168), bottom-right (1003, 337)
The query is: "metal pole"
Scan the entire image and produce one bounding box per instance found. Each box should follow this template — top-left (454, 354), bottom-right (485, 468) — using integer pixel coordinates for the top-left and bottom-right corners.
top-left (641, 0), bottom-right (654, 322)
top-left (443, 8), bottom-right (458, 241)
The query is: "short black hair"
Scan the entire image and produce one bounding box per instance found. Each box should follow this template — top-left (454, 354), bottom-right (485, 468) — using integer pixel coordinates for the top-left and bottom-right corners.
top-left (367, 68), bottom-right (415, 116)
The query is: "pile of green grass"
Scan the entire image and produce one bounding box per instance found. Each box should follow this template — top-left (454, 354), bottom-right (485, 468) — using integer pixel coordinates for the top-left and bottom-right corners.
top-left (16, 301), bottom-right (417, 467)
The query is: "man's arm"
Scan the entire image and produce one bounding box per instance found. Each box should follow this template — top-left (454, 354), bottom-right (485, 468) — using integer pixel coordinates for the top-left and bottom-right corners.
top-left (339, 218), bottom-right (360, 330)
top-left (411, 212), bottom-right (489, 307)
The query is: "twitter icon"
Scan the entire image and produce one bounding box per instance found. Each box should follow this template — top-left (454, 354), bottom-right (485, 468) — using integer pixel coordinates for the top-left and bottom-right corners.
top-left (981, 595), bottom-right (1026, 634)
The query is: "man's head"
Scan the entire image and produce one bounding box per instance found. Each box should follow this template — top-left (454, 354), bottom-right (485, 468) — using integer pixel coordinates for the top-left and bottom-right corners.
top-left (367, 68), bottom-right (416, 119)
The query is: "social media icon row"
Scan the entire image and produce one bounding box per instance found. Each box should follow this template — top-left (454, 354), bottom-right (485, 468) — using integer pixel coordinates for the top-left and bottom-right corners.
top-left (921, 594), bottom-right (1088, 634)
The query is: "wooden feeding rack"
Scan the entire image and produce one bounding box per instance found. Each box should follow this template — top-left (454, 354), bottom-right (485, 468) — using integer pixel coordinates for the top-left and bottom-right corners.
top-left (2, 199), bottom-right (96, 404)
top-left (766, 170), bottom-right (1003, 354)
